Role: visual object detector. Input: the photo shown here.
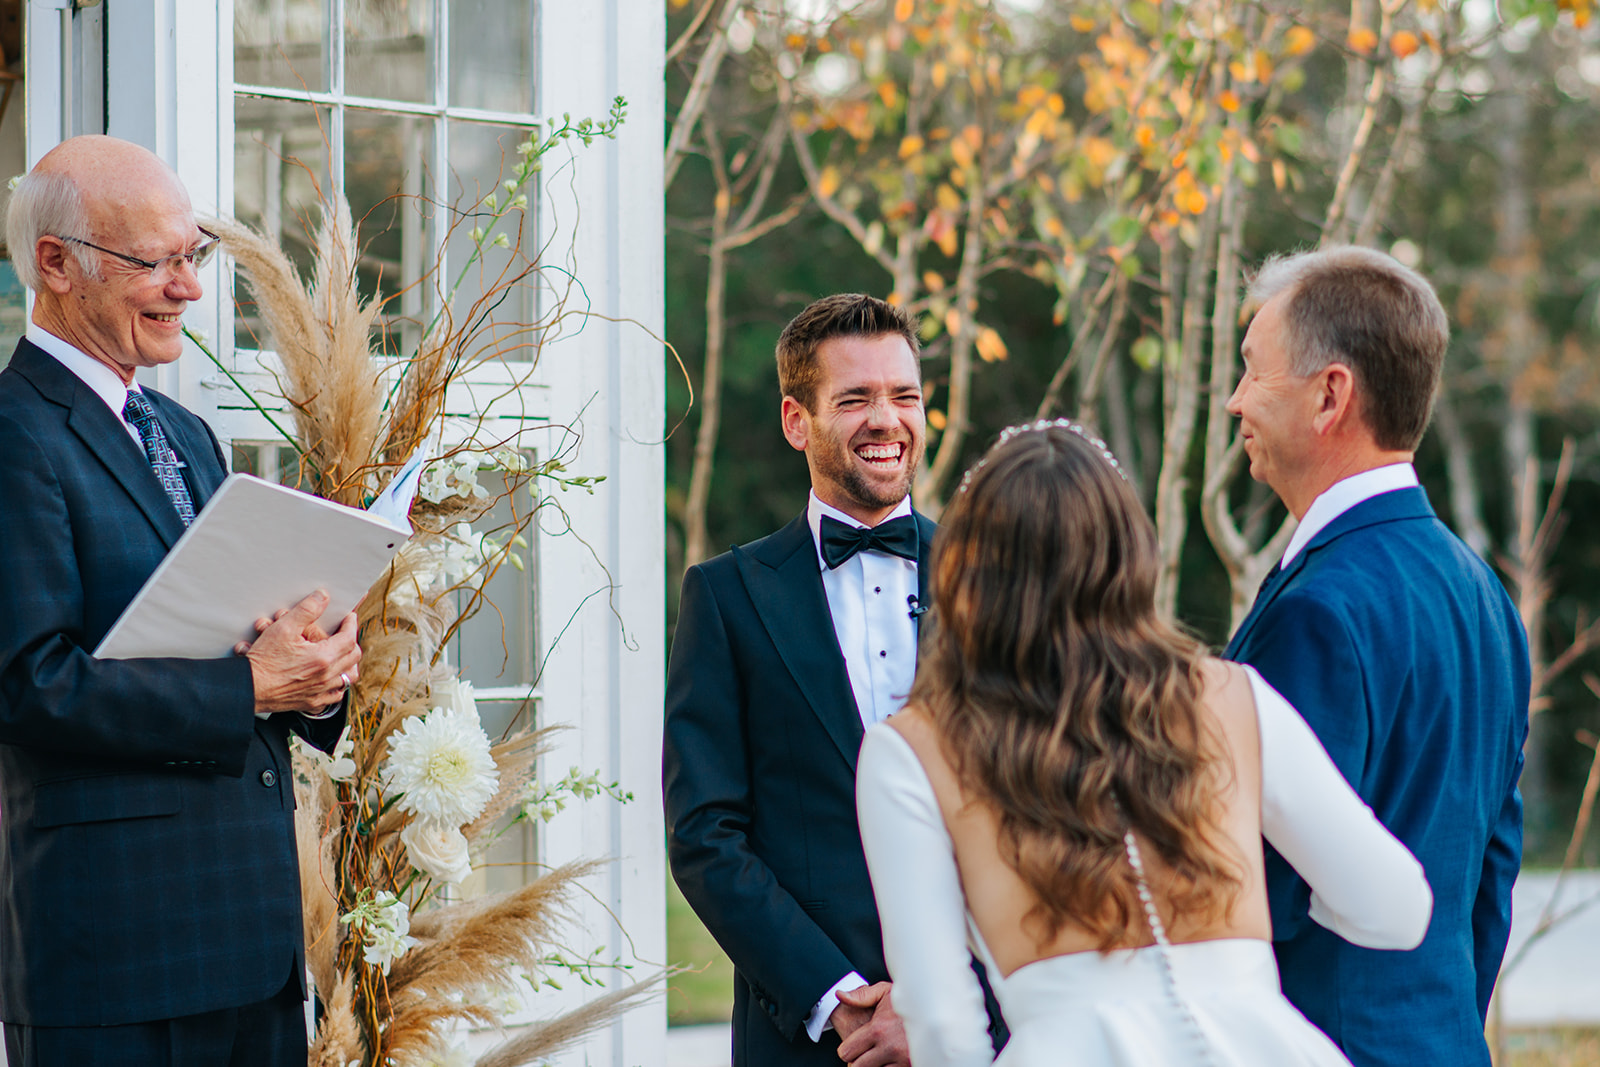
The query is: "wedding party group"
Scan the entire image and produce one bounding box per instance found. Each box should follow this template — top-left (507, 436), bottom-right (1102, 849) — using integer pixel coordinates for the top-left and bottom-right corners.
top-left (664, 263), bottom-right (1528, 1066)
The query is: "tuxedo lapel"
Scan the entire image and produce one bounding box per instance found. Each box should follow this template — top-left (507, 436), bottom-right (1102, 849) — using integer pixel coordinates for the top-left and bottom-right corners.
top-left (1225, 487), bottom-right (1438, 656)
top-left (914, 511), bottom-right (934, 639)
top-left (12, 341), bottom-right (186, 549)
top-left (735, 514), bottom-right (865, 771)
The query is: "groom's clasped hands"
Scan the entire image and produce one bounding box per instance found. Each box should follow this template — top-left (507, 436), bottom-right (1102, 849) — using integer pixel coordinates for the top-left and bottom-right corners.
top-left (832, 981), bottom-right (909, 1067)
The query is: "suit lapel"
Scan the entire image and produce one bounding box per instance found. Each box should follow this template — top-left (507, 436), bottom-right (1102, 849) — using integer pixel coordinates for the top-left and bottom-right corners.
top-left (736, 514), bottom-right (866, 771)
top-left (913, 510), bottom-right (935, 648)
top-left (1225, 487), bottom-right (1437, 656)
top-left (12, 339), bottom-right (187, 549)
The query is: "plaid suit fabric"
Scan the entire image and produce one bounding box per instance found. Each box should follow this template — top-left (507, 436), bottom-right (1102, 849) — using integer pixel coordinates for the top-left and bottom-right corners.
top-left (0, 340), bottom-right (344, 1028)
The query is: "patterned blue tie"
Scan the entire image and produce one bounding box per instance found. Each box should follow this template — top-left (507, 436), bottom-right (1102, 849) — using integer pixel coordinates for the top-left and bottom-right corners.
top-left (123, 390), bottom-right (197, 526)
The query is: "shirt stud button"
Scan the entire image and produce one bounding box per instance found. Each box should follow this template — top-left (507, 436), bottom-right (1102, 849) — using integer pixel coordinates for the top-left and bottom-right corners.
top-left (879, 650), bottom-right (887, 657)
top-left (260, 769), bottom-right (278, 787)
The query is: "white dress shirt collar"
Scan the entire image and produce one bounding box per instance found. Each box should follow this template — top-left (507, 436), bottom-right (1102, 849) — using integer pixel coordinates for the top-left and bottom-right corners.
top-left (1280, 462), bottom-right (1418, 568)
top-left (27, 324), bottom-right (144, 443)
top-left (806, 490), bottom-right (914, 569)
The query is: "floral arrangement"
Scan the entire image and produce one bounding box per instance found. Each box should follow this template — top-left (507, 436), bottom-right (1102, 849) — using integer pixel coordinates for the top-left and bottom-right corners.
top-left (195, 100), bottom-right (656, 1067)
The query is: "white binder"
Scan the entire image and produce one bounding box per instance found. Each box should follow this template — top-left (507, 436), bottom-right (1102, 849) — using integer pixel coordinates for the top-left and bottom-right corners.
top-left (95, 474), bottom-right (411, 660)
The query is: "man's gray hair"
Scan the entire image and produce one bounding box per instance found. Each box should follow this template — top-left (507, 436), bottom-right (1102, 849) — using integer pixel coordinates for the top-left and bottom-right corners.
top-left (1244, 244), bottom-right (1448, 453)
top-left (6, 168), bottom-right (100, 291)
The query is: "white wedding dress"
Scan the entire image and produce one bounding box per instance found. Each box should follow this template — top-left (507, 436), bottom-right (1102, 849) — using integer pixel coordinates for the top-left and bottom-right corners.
top-left (856, 666), bottom-right (1433, 1067)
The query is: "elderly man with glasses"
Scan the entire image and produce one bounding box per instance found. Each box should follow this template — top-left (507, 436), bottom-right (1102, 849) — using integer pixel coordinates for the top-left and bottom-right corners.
top-left (0, 135), bottom-right (361, 1066)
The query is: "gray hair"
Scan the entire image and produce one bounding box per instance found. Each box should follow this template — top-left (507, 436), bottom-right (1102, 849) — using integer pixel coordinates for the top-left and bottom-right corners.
top-left (1244, 244), bottom-right (1448, 452)
top-left (6, 168), bottom-right (100, 290)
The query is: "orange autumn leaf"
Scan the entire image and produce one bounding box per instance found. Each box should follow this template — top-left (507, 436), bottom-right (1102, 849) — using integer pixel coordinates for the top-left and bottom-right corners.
top-left (1083, 136), bottom-right (1117, 169)
top-left (1347, 27), bottom-right (1378, 54)
top-left (894, 0), bottom-right (914, 22)
top-left (1284, 26), bottom-right (1315, 57)
top-left (818, 165), bottom-right (842, 199)
top-left (922, 270), bottom-right (946, 293)
top-left (784, 34), bottom-right (807, 51)
top-left (1229, 60), bottom-right (1254, 85)
top-left (1136, 124), bottom-right (1155, 149)
top-left (950, 137), bottom-right (974, 169)
top-left (944, 308), bottom-right (963, 337)
top-left (1179, 187), bottom-right (1208, 214)
top-left (878, 81), bottom-right (899, 108)
top-left (1389, 31), bottom-right (1420, 58)
top-left (1255, 51), bottom-right (1275, 83)
top-left (975, 327), bottom-right (1008, 363)
top-left (1018, 85), bottom-right (1048, 109)
top-left (961, 125), bottom-right (984, 152)
top-left (928, 408), bottom-right (948, 430)
top-left (1069, 14), bottom-right (1096, 33)
top-left (1219, 90), bottom-right (1241, 113)
top-left (1047, 93), bottom-right (1065, 116)
top-left (932, 61), bottom-right (949, 89)
top-left (899, 134), bottom-right (925, 160)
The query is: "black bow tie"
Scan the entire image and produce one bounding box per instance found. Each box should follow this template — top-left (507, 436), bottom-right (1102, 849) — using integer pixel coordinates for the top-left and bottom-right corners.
top-left (819, 514), bottom-right (920, 570)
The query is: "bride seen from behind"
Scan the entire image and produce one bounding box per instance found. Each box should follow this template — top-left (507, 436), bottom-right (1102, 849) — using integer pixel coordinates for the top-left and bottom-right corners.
top-left (856, 421), bottom-right (1433, 1067)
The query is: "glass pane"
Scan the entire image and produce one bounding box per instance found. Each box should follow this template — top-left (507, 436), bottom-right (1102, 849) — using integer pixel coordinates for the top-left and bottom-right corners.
top-left (235, 0), bottom-right (329, 93)
top-left (452, 469), bottom-right (537, 687)
top-left (345, 109), bottom-right (436, 355)
top-left (345, 0), bottom-right (434, 104)
top-left (444, 121), bottom-right (537, 361)
top-left (449, 0), bottom-right (536, 114)
top-left (234, 99), bottom-right (334, 351)
top-left (0, 262), bottom-right (24, 371)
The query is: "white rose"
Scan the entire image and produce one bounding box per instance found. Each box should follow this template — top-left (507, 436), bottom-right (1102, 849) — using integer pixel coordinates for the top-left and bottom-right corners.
top-left (435, 677), bottom-right (480, 722)
top-left (401, 820), bottom-right (474, 885)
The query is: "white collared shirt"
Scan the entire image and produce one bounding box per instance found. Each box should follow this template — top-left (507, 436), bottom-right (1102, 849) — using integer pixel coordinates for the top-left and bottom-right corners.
top-left (1280, 462), bottom-right (1419, 568)
top-left (27, 324), bottom-right (143, 446)
top-left (803, 489), bottom-right (919, 1041)
top-left (806, 490), bottom-right (919, 730)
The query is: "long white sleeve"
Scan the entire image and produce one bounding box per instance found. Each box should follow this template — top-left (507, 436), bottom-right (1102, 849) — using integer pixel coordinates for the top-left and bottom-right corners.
top-left (857, 726), bottom-right (996, 1067)
top-left (1249, 667), bottom-right (1433, 949)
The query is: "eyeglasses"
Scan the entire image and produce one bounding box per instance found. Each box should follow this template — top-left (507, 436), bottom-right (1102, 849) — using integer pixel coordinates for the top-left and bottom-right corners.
top-left (56, 227), bottom-right (221, 280)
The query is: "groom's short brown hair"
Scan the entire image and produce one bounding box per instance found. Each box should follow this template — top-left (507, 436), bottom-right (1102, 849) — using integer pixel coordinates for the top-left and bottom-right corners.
top-left (776, 293), bottom-right (920, 412)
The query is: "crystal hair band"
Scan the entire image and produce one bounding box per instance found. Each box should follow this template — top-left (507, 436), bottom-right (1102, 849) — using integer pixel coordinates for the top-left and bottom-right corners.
top-left (960, 417), bottom-right (1129, 493)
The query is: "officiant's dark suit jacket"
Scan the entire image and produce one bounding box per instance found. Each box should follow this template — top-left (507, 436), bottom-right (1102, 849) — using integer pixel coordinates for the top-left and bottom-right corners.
top-left (665, 510), bottom-right (938, 1067)
top-left (1225, 486), bottom-right (1528, 1067)
top-left (0, 338), bottom-right (343, 1027)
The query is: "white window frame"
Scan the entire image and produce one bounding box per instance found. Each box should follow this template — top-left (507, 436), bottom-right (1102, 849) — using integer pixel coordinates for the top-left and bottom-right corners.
top-left (23, 2), bottom-right (666, 1064)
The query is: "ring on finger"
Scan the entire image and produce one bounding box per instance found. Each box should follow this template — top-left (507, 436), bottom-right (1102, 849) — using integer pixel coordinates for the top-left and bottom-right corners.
top-left (340, 672), bottom-right (352, 689)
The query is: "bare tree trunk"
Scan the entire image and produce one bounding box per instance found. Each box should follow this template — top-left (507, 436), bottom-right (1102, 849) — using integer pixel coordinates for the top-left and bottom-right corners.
top-left (1433, 391), bottom-right (1491, 559)
top-left (665, 0), bottom-right (741, 190)
top-left (1153, 195), bottom-right (1219, 620)
top-left (683, 156), bottom-right (732, 569)
top-left (916, 153), bottom-right (990, 515)
top-left (1490, 45), bottom-right (1545, 805)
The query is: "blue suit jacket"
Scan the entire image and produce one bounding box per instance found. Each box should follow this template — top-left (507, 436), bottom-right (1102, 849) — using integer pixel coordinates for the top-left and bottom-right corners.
top-left (1225, 486), bottom-right (1528, 1067)
top-left (0, 338), bottom-right (344, 1026)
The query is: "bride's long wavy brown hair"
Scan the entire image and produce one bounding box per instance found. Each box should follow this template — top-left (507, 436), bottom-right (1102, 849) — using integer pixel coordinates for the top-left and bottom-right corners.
top-left (910, 424), bottom-right (1242, 950)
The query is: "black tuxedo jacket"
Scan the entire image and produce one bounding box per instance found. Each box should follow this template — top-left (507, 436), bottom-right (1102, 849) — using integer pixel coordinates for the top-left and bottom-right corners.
top-left (664, 509), bottom-right (937, 1067)
top-left (0, 338), bottom-right (343, 1027)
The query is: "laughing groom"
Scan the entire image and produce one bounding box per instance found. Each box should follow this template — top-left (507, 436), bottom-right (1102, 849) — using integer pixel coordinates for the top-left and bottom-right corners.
top-left (664, 294), bottom-right (933, 1067)
top-left (1223, 246), bottom-right (1529, 1067)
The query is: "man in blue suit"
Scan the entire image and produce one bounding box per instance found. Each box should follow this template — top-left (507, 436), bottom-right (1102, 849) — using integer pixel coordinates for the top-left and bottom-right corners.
top-left (0, 136), bottom-right (362, 1065)
top-left (1223, 246), bottom-right (1528, 1067)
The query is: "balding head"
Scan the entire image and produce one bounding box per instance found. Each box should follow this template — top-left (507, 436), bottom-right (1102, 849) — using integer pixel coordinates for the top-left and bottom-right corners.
top-left (7, 136), bottom-right (192, 290)
top-left (7, 136), bottom-right (205, 382)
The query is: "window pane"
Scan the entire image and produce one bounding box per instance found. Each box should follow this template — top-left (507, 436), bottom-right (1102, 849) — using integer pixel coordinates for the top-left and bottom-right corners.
top-left (449, 0), bottom-right (536, 114)
top-left (234, 99), bottom-right (334, 351)
top-left (345, 109), bottom-right (436, 354)
top-left (235, 0), bottom-right (329, 93)
top-left (444, 121), bottom-right (537, 361)
top-left (345, 0), bottom-right (434, 104)
top-left (452, 470), bottom-right (537, 687)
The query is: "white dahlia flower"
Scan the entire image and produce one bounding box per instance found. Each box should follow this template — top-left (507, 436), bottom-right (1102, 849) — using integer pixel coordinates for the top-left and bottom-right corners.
top-left (383, 705), bottom-right (499, 827)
